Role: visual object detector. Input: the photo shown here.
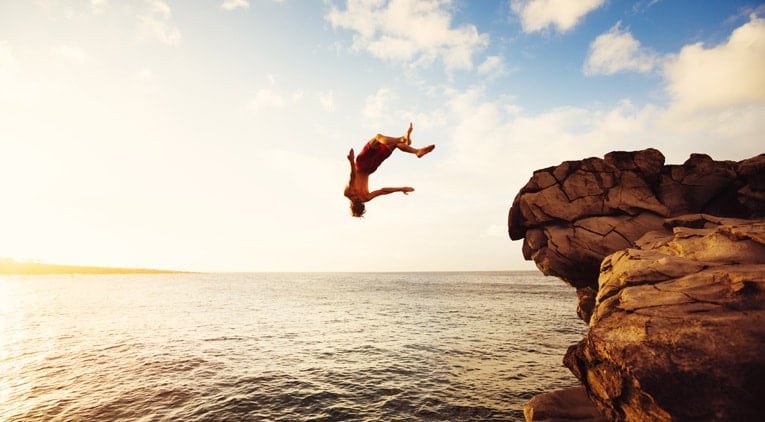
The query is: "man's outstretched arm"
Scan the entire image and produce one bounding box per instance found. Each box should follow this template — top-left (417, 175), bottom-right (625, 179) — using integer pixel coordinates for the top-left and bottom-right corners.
top-left (368, 186), bottom-right (414, 200)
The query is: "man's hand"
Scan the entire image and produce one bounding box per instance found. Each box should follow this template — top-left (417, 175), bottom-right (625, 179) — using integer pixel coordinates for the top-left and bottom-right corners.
top-left (401, 187), bottom-right (414, 195)
top-left (347, 148), bottom-right (355, 162)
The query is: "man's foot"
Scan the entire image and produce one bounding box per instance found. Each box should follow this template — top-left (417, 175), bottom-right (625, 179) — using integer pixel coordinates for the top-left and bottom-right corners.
top-left (404, 122), bottom-right (413, 145)
top-left (416, 144), bottom-right (435, 158)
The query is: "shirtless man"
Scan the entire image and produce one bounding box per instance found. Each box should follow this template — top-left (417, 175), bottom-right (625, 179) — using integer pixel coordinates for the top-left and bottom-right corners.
top-left (344, 123), bottom-right (435, 217)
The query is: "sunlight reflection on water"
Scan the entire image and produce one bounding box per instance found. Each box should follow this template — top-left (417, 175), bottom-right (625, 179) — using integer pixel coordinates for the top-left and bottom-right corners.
top-left (0, 272), bottom-right (586, 421)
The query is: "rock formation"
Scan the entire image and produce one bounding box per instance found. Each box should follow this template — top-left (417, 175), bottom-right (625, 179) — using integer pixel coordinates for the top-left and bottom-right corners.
top-left (509, 149), bottom-right (765, 323)
top-left (567, 215), bottom-right (765, 421)
top-left (508, 150), bottom-right (765, 421)
top-left (523, 386), bottom-right (607, 422)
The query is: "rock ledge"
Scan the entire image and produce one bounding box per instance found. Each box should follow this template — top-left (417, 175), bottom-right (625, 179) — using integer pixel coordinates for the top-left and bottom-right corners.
top-left (509, 150), bottom-right (765, 421)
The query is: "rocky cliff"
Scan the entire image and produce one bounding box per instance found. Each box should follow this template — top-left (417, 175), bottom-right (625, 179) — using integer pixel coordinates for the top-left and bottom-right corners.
top-left (508, 150), bottom-right (765, 421)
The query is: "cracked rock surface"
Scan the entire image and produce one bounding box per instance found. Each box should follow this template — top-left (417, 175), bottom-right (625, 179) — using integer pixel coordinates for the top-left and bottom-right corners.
top-left (509, 150), bottom-right (765, 421)
top-left (509, 149), bottom-right (765, 322)
top-left (565, 216), bottom-right (765, 421)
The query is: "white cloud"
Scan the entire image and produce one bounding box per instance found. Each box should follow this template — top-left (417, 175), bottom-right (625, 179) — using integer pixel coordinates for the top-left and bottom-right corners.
top-left (583, 14), bottom-right (765, 116)
top-left (0, 42), bottom-right (41, 104)
top-left (435, 16), bottom-right (765, 197)
top-left (139, 0), bottom-right (181, 46)
top-left (53, 44), bottom-right (90, 63)
top-left (511, 0), bottom-right (605, 33)
top-left (0, 42), bottom-right (20, 73)
top-left (483, 224), bottom-right (505, 238)
top-left (248, 75), bottom-right (304, 111)
top-left (631, 0), bottom-right (662, 14)
top-left (91, 0), bottom-right (109, 13)
top-left (363, 88), bottom-right (397, 127)
top-left (583, 22), bottom-right (662, 75)
top-left (222, 0), bottom-right (250, 11)
top-left (318, 91), bottom-right (335, 112)
top-left (439, 84), bottom-right (762, 202)
top-left (248, 88), bottom-right (303, 111)
top-left (326, 0), bottom-right (489, 71)
top-left (451, 99), bottom-right (587, 171)
top-left (477, 55), bottom-right (508, 78)
top-left (33, 0), bottom-right (114, 17)
top-left (663, 14), bottom-right (765, 112)
top-left (137, 68), bottom-right (154, 81)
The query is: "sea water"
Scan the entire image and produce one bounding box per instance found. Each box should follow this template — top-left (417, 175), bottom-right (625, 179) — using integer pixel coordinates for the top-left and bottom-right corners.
top-left (0, 272), bottom-right (586, 421)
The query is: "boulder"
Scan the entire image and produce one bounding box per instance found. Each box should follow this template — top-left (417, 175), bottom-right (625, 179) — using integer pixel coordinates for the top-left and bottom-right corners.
top-left (565, 216), bottom-right (765, 421)
top-left (523, 386), bottom-right (608, 422)
top-left (509, 150), bottom-right (765, 421)
top-left (509, 149), bottom-right (765, 307)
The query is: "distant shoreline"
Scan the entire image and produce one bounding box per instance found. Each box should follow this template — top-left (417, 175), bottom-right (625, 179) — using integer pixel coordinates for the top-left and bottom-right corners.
top-left (0, 258), bottom-right (186, 275)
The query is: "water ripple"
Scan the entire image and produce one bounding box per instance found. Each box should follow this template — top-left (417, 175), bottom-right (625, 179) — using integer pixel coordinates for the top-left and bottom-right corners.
top-left (0, 272), bottom-right (586, 421)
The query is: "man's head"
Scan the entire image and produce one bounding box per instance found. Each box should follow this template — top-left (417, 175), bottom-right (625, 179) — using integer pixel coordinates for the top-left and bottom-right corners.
top-left (350, 200), bottom-right (366, 217)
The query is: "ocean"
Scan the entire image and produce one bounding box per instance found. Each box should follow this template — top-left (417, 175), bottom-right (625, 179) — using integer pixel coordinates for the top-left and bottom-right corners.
top-left (0, 272), bottom-right (586, 421)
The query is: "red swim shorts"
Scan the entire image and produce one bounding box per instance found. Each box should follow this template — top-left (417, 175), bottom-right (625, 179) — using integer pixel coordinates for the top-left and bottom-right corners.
top-left (356, 140), bottom-right (394, 174)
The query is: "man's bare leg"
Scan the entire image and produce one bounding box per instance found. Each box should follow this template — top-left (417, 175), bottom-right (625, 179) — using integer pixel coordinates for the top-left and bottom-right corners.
top-left (415, 144), bottom-right (435, 157)
top-left (375, 123), bottom-right (434, 157)
top-left (374, 133), bottom-right (406, 146)
top-left (395, 142), bottom-right (435, 157)
top-left (376, 122), bottom-right (413, 146)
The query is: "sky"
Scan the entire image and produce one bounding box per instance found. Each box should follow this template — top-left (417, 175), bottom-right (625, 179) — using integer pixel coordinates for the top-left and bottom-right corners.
top-left (0, 0), bottom-right (763, 272)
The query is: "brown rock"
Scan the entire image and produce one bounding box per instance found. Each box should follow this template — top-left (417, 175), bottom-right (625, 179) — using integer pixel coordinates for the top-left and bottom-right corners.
top-left (524, 386), bottom-right (608, 422)
top-left (508, 150), bottom-right (765, 295)
top-left (566, 218), bottom-right (765, 421)
top-left (509, 151), bottom-right (765, 421)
